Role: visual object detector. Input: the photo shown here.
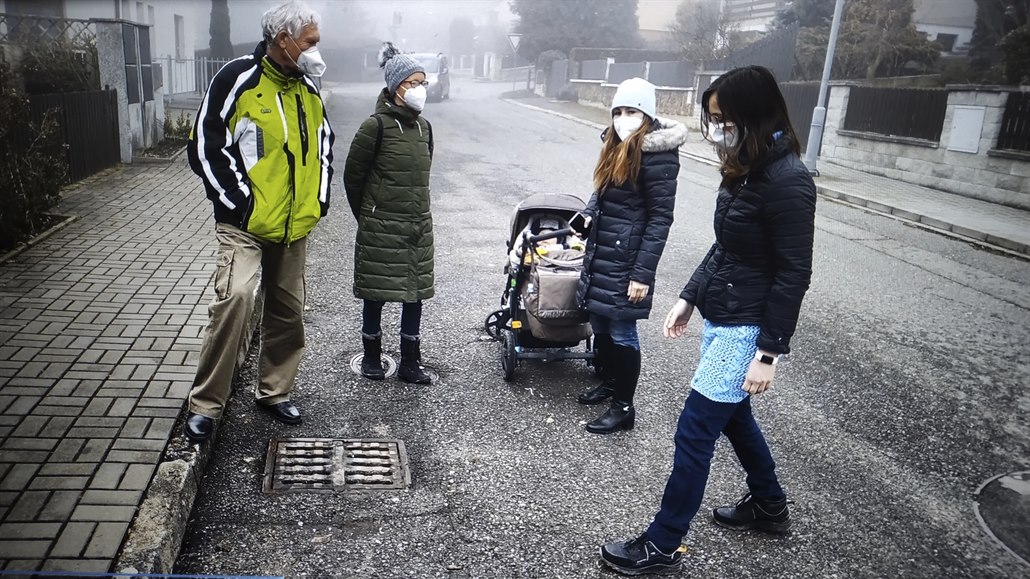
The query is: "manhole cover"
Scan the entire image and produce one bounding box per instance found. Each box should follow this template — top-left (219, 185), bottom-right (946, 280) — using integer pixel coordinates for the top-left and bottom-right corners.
top-left (349, 353), bottom-right (398, 378)
top-left (262, 438), bottom-right (410, 494)
top-left (974, 471), bottom-right (1030, 567)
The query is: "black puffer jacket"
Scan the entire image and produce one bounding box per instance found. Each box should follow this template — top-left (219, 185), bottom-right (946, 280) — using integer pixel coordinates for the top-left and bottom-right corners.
top-left (681, 138), bottom-right (816, 354)
top-left (577, 118), bottom-right (688, 321)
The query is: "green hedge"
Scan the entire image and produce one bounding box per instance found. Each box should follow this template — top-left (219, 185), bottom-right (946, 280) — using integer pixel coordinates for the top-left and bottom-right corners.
top-left (0, 61), bottom-right (69, 252)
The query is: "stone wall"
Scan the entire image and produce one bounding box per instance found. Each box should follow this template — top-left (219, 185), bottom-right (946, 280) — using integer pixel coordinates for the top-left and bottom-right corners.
top-left (821, 84), bottom-right (1030, 210)
top-left (571, 80), bottom-right (696, 118)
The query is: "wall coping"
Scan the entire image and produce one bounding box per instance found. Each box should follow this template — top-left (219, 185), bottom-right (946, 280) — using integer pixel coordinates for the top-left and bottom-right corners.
top-left (837, 129), bottom-right (939, 149)
top-left (570, 79), bottom-right (604, 85)
top-left (988, 148), bottom-right (1030, 161)
top-left (944, 84), bottom-right (1029, 93)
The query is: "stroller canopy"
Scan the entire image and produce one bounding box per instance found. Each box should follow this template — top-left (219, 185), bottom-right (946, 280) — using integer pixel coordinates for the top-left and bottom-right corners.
top-left (508, 193), bottom-right (587, 249)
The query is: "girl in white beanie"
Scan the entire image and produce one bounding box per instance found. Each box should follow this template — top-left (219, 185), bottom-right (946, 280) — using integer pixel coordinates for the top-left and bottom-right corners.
top-left (573, 77), bottom-right (688, 434)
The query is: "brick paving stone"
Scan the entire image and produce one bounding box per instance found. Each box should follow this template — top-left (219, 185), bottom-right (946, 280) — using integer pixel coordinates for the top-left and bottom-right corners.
top-left (80, 490), bottom-right (142, 506)
top-left (76, 438), bottom-right (112, 463)
top-left (0, 522), bottom-right (62, 539)
top-left (0, 540), bottom-right (50, 558)
top-left (39, 491), bottom-right (82, 521)
top-left (89, 463), bottom-right (127, 489)
top-left (29, 477), bottom-right (89, 490)
top-left (70, 505), bottom-right (136, 522)
top-left (83, 521), bottom-right (130, 558)
top-left (48, 440), bottom-right (84, 463)
top-left (3, 559), bottom-right (43, 571)
top-left (112, 439), bottom-right (166, 452)
top-left (1, 439), bottom-right (57, 452)
top-left (118, 464), bottom-right (156, 491)
top-left (39, 417), bottom-right (75, 438)
top-left (38, 464), bottom-right (94, 477)
top-left (42, 558), bottom-right (112, 572)
top-left (5, 492), bottom-right (47, 521)
top-left (0, 465), bottom-right (39, 490)
top-left (49, 521), bottom-right (95, 558)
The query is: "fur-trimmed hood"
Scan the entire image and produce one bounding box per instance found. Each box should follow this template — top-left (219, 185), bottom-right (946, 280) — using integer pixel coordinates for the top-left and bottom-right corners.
top-left (602, 117), bottom-right (689, 153)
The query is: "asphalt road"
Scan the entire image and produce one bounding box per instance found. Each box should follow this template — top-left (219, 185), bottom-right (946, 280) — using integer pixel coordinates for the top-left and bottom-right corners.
top-left (173, 79), bottom-right (1030, 579)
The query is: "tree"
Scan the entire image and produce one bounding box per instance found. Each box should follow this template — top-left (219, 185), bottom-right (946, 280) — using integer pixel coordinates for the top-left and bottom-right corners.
top-left (773, 0), bottom-right (836, 29)
top-left (969, 0), bottom-right (1030, 80)
top-left (793, 0), bottom-right (939, 80)
top-left (510, 0), bottom-right (642, 61)
top-left (1000, 23), bottom-right (1030, 84)
top-left (670, 0), bottom-right (744, 63)
top-left (208, 0), bottom-right (233, 60)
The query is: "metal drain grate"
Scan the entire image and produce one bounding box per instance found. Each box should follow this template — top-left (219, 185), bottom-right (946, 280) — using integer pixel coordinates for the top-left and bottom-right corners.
top-left (262, 438), bottom-right (410, 494)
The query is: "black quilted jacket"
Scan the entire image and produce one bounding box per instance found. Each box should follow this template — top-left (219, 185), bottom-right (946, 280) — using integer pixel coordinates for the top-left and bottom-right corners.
top-left (681, 138), bottom-right (816, 354)
top-left (577, 118), bottom-right (688, 321)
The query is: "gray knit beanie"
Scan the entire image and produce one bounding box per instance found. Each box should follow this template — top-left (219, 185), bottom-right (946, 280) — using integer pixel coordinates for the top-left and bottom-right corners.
top-left (378, 42), bottom-right (424, 94)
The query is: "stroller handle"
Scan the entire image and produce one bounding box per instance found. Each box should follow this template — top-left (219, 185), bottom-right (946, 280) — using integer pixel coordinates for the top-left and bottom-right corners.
top-left (526, 227), bottom-right (575, 244)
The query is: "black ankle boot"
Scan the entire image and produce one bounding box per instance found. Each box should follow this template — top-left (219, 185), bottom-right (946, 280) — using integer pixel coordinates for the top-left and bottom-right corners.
top-left (361, 334), bottom-right (386, 380)
top-left (399, 336), bottom-right (431, 384)
top-left (586, 400), bottom-right (635, 434)
top-left (713, 492), bottom-right (792, 533)
top-left (578, 334), bottom-right (615, 405)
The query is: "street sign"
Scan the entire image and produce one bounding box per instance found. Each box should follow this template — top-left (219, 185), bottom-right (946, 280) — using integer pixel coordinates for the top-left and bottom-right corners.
top-left (507, 33), bottom-right (521, 54)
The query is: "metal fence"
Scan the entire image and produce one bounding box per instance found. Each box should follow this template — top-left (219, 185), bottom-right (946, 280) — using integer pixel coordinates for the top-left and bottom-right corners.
top-left (648, 61), bottom-right (695, 88)
top-left (579, 59), bottom-right (607, 80)
top-left (997, 91), bottom-right (1030, 153)
top-left (29, 90), bottom-right (120, 182)
top-left (607, 62), bottom-right (645, 85)
top-left (842, 86), bottom-right (949, 142)
top-left (0, 13), bottom-right (95, 44)
top-left (779, 82), bottom-right (820, 150)
top-left (162, 56), bottom-right (231, 95)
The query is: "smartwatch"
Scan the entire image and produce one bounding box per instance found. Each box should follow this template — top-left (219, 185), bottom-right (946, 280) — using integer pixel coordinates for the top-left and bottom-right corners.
top-left (754, 351), bottom-right (780, 365)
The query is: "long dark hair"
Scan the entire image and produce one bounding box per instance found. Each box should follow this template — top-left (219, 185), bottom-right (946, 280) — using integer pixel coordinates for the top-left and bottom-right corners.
top-left (700, 66), bottom-right (800, 182)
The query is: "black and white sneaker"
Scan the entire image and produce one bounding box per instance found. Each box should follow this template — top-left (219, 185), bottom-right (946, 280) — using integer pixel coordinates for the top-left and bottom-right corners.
top-left (712, 492), bottom-right (792, 534)
top-left (599, 533), bottom-right (685, 575)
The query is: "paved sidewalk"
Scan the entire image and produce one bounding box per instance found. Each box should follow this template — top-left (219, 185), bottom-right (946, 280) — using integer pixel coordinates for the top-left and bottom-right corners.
top-left (508, 97), bottom-right (1030, 257)
top-left (0, 162), bottom-right (214, 572)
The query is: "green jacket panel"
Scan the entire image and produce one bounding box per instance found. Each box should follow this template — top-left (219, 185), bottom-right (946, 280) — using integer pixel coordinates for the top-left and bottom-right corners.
top-left (344, 89), bottom-right (435, 302)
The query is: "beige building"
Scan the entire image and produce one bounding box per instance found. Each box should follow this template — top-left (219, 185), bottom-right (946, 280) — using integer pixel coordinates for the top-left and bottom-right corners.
top-left (637, 0), bottom-right (679, 48)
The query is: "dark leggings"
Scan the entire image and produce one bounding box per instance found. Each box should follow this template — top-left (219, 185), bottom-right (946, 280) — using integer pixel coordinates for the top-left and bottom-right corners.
top-left (362, 300), bottom-right (423, 337)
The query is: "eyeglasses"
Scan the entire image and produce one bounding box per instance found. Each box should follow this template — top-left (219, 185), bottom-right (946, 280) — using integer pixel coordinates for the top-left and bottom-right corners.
top-left (401, 80), bottom-right (429, 89)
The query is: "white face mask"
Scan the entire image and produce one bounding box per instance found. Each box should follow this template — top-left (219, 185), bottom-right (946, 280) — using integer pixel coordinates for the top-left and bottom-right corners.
top-left (403, 85), bottom-right (427, 112)
top-left (709, 123), bottom-right (739, 149)
top-left (287, 36), bottom-right (327, 77)
top-left (613, 115), bottom-right (643, 141)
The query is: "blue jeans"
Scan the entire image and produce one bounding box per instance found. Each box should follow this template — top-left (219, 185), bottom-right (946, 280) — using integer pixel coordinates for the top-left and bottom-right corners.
top-left (646, 390), bottom-right (785, 552)
top-left (362, 300), bottom-right (422, 337)
top-left (589, 314), bottom-right (639, 350)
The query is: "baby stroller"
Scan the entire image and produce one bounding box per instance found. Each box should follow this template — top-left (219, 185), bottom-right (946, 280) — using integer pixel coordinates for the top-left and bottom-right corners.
top-left (484, 193), bottom-right (596, 381)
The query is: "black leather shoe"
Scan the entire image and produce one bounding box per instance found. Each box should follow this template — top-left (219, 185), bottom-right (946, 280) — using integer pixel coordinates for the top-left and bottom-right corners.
top-left (585, 401), bottom-right (635, 434)
top-left (713, 492), bottom-right (792, 533)
top-left (258, 401), bottom-right (302, 425)
top-left (361, 335), bottom-right (386, 380)
top-left (184, 413), bottom-right (214, 442)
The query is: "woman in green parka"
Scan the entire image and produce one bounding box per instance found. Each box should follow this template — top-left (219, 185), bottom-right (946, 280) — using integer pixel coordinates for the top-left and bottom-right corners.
top-left (344, 42), bottom-right (435, 384)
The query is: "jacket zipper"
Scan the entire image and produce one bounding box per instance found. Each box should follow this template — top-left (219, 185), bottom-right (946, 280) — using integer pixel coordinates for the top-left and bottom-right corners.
top-left (295, 93), bottom-right (308, 166)
top-left (276, 92), bottom-right (297, 244)
top-left (697, 178), bottom-right (747, 310)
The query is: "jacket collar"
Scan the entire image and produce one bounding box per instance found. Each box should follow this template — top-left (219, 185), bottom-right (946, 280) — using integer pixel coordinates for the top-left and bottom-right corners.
top-left (599, 117), bottom-right (689, 153)
top-left (255, 40), bottom-right (306, 87)
top-left (376, 88), bottom-right (421, 124)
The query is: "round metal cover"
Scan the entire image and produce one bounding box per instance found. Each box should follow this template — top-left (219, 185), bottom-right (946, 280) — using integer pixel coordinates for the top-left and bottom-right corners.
top-left (974, 471), bottom-right (1030, 567)
top-left (349, 353), bottom-right (397, 378)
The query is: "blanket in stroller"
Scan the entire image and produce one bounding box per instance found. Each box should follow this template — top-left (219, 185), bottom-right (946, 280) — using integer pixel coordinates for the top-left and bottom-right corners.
top-left (520, 245), bottom-right (591, 342)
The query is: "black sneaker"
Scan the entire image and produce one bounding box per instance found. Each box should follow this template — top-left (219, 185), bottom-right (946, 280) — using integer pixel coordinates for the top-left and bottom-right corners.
top-left (599, 533), bottom-right (685, 575)
top-left (712, 492), bottom-right (792, 534)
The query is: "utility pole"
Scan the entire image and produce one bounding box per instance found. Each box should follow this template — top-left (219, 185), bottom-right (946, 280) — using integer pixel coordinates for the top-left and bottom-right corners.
top-left (801, 0), bottom-right (846, 177)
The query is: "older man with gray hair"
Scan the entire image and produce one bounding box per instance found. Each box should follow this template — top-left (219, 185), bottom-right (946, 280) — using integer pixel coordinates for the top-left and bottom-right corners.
top-left (184, 0), bottom-right (334, 441)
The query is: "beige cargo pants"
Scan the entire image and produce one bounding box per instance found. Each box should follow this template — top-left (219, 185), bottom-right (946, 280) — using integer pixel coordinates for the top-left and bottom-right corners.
top-left (188, 223), bottom-right (307, 419)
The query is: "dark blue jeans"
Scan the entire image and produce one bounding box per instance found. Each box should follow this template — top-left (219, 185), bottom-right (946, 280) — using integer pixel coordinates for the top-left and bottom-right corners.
top-left (646, 390), bottom-right (785, 552)
top-left (589, 314), bottom-right (639, 350)
top-left (362, 300), bottom-right (422, 338)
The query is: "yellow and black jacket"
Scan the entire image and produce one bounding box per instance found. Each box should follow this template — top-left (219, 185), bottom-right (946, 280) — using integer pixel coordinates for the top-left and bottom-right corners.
top-left (188, 41), bottom-right (334, 244)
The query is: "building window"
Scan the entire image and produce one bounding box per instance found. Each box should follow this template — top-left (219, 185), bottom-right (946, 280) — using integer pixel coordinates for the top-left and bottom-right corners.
top-left (175, 14), bottom-right (185, 60)
top-left (935, 33), bottom-right (958, 52)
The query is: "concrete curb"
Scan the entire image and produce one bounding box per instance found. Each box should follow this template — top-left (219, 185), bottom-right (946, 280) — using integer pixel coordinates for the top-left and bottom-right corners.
top-left (114, 290), bottom-right (264, 574)
top-left (502, 97), bottom-right (1030, 259)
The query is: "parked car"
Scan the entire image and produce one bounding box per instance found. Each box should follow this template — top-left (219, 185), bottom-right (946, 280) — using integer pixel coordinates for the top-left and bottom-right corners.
top-left (411, 52), bottom-right (450, 102)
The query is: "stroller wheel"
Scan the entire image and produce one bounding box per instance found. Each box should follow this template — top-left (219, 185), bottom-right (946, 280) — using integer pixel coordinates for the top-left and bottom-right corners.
top-left (484, 309), bottom-right (505, 340)
top-left (500, 329), bottom-right (517, 381)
